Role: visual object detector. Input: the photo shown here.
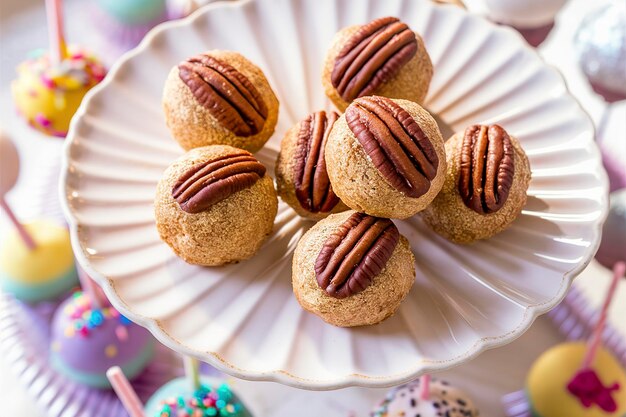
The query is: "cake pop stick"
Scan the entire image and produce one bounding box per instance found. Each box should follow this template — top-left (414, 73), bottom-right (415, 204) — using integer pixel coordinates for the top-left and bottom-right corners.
top-left (582, 261), bottom-right (626, 369)
top-left (107, 366), bottom-right (145, 417)
top-left (0, 199), bottom-right (37, 250)
top-left (420, 374), bottom-right (431, 400)
top-left (183, 355), bottom-right (200, 390)
top-left (45, 0), bottom-right (67, 64)
top-left (0, 130), bottom-right (37, 250)
top-left (78, 269), bottom-right (106, 309)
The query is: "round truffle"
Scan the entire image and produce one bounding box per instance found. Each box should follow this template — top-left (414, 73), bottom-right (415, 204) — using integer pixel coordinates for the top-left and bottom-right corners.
top-left (275, 110), bottom-right (349, 220)
top-left (292, 210), bottom-right (415, 327)
top-left (421, 124), bottom-right (531, 243)
top-left (162, 50), bottom-right (279, 153)
top-left (322, 16), bottom-right (433, 112)
top-left (50, 291), bottom-right (154, 388)
top-left (155, 145), bottom-right (278, 266)
top-left (0, 219), bottom-right (78, 303)
top-left (325, 96), bottom-right (446, 219)
top-left (371, 378), bottom-right (480, 417)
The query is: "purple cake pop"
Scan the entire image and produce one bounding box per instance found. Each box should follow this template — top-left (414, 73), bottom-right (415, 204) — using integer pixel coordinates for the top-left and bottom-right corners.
top-left (50, 291), bottom-right (154, 388)
top-left (596, 190), bottom-right (626, 270)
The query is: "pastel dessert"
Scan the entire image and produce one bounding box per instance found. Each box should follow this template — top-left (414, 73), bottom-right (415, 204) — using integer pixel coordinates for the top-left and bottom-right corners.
top-left (163, 50), bottom-right (279, 153)
top-left (421, 124), bottom-right (531, 243)
top-left (11, 47), bottom-right (106, 137)
top-left (50, 291), bottom-right (154, 388)
top-left (0, 219), bottom-right (78, 303)
top-left (155, 145), bottom-right (278, 266)
top-left (292, 210), bottom-right (415, 327)
top-left (94, 0), bottom-right (168, 50)
top-left (0, 128), bottom-right (19, 198)
top-left (96, 0), bottom-right (167, 25)
top-left (596, 190), bottom-right (626, 269)
top-left (325, 96), bottom-right (446, 219)
top-left (527, 342), bottom-right (626, 417)
top-left (144, 377), bottom-right (253, 417)
top-left (275, 110), bottom-right (348, 220)
top-left (371, 378), bottom-right (479, 417)
top-left (322, 16), bottom-right (433, 111)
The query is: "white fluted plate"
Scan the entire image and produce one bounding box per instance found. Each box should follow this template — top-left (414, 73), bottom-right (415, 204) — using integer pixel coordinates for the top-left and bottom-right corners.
top-left (61, 0), bottom-right (608, 389)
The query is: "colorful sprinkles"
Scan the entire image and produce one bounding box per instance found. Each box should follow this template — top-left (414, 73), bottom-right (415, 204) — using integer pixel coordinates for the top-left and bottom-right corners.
top-left (156, 383), bottom-right (244, 417)
top-left (63, 291), bottom-right (131, 339)
top-left (13, 46), bottom-right (106, 137)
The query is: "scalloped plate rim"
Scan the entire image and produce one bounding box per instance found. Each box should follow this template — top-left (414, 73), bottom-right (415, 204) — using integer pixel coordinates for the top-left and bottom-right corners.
top-left (59, 0), bottom-right (608, 390)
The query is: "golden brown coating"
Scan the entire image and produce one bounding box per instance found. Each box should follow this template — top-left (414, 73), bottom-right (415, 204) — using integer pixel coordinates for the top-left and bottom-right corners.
top-left (292, 210), bottom-right (416, 327)
top-left (421, 128), bottom-right (531, 243)
top-left (322, 18), bottom-right (433, 112)
top-left (163, 50), bottom-right (279, 153)
top-left (155, 145), bottom-right (278, 266)
top-left (275, 111), bottom-right (349, 220)
top-left (325, 97), bottom-right (446, 219)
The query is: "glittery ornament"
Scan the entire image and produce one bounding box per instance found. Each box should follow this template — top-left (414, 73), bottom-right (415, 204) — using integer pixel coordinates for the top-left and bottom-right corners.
top-left (575, 2), bottom-right (626, 102)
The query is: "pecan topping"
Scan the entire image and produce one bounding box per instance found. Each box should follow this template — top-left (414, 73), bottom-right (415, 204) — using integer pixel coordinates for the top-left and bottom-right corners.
top-left (458, 124), bottom-right (515, 214)
top-left (172, 150), bottom-right (266, 213)
top-left (346, 96), bottom-right (439, 198)
top-left (293, 111), bottom-right (341, 213)
top-left (331, 17), bottom-right (417, 102)
top-left (178, 54), bottom-right (268, 136)
top-left (315, 212), bottom-right (399, 298)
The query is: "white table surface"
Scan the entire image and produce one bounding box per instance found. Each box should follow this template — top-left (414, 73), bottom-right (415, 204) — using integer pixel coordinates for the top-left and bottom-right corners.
top-left (0, 0), bottom-right (624, 416)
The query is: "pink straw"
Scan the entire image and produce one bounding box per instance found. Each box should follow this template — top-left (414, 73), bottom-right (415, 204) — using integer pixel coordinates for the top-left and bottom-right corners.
top-left (45, 0), bottom-right (67, 64)
top-left (420, 374), bottom-right (431, 400)
top-left (78, 269), bottom-right (106, 310)
top-left (107, 367), bottom-right (145, 417)
top-left (582, 261), bottom-right (626, 369)
top-left (0, 197), bottom-right (37, 250)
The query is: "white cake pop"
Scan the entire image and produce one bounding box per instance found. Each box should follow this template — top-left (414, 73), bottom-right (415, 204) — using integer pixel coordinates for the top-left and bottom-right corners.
top-left (371, 378), bottom-right (479, 417)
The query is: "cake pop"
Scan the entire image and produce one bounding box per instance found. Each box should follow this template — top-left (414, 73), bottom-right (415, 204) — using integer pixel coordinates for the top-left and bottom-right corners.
top-left (50, 290), bottom-right (154, 388)
top-left (107, 358), bottom-right (253, 417)
top-left (596, 190), bottom-right (626, 270)
top-left (93, 0), bottom-right (168, 51)
top-left (0, 130), bottom-right (78, 302)
top-left (526, 263), bottom-right (626, 417)
top-left (11, 0), bottom-right (106, 137)
top-left (575, 2), bottom-right (626, 104)
top-left (371, 376), bottom-right (479, 417)
top-left (574, 2), bottom-right (626, 192)
top-left (484, 0), bottom-right (567, 47)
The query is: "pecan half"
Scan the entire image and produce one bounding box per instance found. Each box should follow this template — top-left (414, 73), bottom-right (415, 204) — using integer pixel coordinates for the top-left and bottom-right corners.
top-left (178, 54), bottom-right (268, 137)
top-left (346, 96), bottom-right (439, 198)
top-left (315, 212), bottom-right (399, 298)
top-left (331, 17), bottom-right (417, 102)
top-left (458, 124), bottom-right (515, 214)
top-left (172, 150), bottom-right (266, 213)
top-left (293, 111), bottom-right (341, 213)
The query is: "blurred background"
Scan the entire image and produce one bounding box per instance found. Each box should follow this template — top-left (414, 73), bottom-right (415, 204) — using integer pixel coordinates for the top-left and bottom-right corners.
top-left (1, 0), bottom-right (625, 416)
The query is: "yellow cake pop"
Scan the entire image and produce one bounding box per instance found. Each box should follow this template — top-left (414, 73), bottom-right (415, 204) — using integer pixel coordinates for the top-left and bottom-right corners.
top-left (0, 219), bottom-right (78, 302)
top-left (0, 130), bottom-right (78, 302)
top-left (527, 342), bottom-right (626, 417)
top-left (11, 47), bottom-right (106, 137)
